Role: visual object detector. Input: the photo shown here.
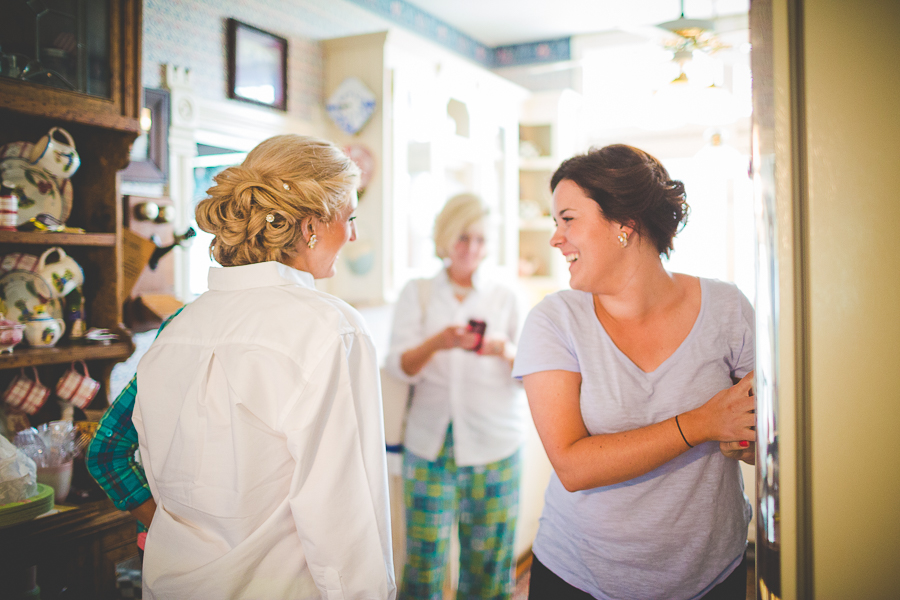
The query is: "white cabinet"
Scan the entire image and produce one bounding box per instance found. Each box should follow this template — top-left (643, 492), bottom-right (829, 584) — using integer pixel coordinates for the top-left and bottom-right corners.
top-left (517, 89), bottom-right (584, 306)
top-left (321, 30), bottom-right (527, 306)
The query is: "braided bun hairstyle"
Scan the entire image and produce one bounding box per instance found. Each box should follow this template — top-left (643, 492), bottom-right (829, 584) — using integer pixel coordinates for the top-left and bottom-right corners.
top-left (550, 144), bottom-right (689, 257)
top-left (195, 134), bottom-right (360, 267)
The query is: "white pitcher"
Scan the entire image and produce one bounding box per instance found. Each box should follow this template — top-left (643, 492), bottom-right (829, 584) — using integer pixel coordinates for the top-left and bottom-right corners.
top-left (24, 306), bottom-right (66, 347)
top-left (37, 246), bottom-right (84, 298)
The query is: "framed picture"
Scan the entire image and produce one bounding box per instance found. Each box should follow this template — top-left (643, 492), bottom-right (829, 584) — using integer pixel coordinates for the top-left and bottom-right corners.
top-left (122, 88), bottom-right (170, 183)
top-left (227, 18), bottom-right (288, 111)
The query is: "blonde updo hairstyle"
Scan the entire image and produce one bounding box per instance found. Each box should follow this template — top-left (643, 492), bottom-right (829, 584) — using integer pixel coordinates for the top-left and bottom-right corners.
top-left (195, 134), bottom-right (360, 267)
top-left (433, 193), bottom-right (490, 260)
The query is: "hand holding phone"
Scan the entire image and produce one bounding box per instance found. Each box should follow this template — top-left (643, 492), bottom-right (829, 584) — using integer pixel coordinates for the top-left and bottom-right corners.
top-left (466, 319), bottom-right (486, 352)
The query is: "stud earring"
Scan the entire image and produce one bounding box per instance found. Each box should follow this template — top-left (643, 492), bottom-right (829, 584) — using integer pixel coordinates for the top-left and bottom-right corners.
top-left (307, 234), bottom-right (317, 249)
top-left (617, 231), bottom-right (628, 248)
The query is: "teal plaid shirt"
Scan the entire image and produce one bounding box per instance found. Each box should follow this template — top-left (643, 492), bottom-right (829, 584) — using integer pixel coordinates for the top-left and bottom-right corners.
top-left (85, 308), bottom-right (184, 530)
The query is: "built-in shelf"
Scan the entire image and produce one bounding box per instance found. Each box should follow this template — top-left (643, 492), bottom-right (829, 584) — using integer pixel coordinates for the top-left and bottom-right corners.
top-left (0, 231), bottom-right (116, 247)
top-left (0, 340), bottom-right (133, 369)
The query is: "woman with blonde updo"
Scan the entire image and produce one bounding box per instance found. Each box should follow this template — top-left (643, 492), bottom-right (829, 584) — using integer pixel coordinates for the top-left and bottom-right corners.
top-left (128, 134), bottom-right (396, 599)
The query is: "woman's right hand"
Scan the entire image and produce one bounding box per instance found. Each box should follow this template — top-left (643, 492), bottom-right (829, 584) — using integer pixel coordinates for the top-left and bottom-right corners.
top-left (432, 325), bottom-right (480, 351)
top-left (402, 325), bottom-right (481, 375)
top-left (684, 371), bottom-right (755, 445)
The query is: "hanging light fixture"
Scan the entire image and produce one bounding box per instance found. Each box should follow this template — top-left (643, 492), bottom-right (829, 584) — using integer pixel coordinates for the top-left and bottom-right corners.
top-left (646, 0), bottom-right (736, 128)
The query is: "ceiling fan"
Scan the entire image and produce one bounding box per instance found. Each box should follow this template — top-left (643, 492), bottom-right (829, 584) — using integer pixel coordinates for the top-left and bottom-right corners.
top-left (657, 0), bottom-right (729, 75)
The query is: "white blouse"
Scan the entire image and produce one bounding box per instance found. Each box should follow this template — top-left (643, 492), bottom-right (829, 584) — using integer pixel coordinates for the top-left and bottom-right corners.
top-left (133, 262), bottom-right (395, 600)
top-left (385, 268), bottom-right (527, 467)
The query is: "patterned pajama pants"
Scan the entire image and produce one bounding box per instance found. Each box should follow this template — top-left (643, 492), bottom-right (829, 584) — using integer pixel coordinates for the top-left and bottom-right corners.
top-left (401, 425), bottom-right (521, 600)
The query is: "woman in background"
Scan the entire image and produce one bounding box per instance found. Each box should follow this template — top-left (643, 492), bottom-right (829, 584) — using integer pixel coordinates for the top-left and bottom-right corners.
top-left (513, 145), bottom-right (755, 599)
top-left (109, 134), bottom-right (393, 599)
top-left (387, 194), bottom-right (526, 599)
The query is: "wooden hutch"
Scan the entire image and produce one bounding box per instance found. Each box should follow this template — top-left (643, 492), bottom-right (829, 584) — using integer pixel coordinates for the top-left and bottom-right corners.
top-left (0, 1), bottom-right (144, 598)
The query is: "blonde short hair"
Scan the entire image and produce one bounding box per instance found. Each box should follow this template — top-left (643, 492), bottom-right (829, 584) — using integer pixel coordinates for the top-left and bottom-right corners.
top-left (195, 134), bottom-right (360, 267)
top-left (433, 193), bottom-right (489, 260)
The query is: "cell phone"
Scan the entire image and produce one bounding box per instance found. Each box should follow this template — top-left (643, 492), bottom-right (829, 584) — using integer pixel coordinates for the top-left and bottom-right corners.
top-left (467, 319), bottom-right (486, 352)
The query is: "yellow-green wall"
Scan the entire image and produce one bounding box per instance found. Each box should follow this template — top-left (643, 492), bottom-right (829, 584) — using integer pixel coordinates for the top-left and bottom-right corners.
top-left (776, 0), bottom-right (900, 596)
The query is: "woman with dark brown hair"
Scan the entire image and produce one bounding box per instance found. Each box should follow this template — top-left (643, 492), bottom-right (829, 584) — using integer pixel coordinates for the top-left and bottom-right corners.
top-left (513, 144), bottom-right (755, 599)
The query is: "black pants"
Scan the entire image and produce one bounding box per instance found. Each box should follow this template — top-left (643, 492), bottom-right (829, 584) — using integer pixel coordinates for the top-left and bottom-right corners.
top-left (528, 552), bottom-right (748, 600)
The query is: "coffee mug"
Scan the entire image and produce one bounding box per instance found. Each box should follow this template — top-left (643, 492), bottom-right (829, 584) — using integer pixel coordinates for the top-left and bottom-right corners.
top-left (56, 360), bottom-right (100, 410)
top-left (0, 193), bottom-right (17, 231)
top-left (3, 366), bottom-right (50, 415)
top-left (30, 127), bottom-right (80, 179)
top-left (0, 251), bottom-right (39, 275)
top-left (37, 246), bottom-right (84, 298)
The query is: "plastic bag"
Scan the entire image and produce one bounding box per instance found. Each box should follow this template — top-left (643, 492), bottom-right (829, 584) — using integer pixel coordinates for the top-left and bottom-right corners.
top-left (0, 434), bottom-right (37, 504)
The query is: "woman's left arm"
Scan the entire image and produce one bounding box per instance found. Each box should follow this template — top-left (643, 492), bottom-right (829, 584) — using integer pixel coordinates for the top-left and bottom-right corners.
top-left (85, 375), bottom-right (156, 525)
top-left (525, 369), bottom-right (755, 491)
top-left (86, 307), bottom-right (185, 529)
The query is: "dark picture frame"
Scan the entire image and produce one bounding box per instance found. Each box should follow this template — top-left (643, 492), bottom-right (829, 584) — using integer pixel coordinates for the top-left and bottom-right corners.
top-left (226, 18), bottom-right (288, 111)
top-left (122, 88), bottom-right (170, 183)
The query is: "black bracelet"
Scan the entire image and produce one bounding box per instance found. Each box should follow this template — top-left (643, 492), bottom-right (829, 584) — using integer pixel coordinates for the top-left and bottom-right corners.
top-left (675, 414), bottom-right (694, 448)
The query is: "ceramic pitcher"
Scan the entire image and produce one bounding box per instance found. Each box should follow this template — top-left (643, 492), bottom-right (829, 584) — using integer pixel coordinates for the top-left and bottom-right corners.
top-left (24, 305), bottom-right (65, 347)
top-left (37, 246), bottom-right (84, 298)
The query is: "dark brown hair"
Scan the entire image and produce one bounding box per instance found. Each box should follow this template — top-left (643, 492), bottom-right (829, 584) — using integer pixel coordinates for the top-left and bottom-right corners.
top-left (550, 144), bottom-right (689, 256)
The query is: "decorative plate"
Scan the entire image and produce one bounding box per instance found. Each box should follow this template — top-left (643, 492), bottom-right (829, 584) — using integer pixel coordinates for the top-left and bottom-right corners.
top-left (343, 143), bottom-right (376, 193)
top-left (0, 270), bottom-right (63, 325)
top-left (326, 77), bottom-right (377, 135)
top-left (0, 158), bottom-right (72, 226)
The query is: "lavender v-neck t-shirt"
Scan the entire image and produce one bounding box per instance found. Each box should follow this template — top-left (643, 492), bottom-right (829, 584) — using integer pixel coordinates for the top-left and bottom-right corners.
top-left (513, 277), bottom-right (754, 600)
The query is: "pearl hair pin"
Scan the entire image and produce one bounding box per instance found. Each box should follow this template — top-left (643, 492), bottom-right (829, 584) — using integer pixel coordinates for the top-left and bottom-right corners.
top-left (283, 183), bottom-right (290, 191)
top-left (266, 214), bottom-right (275, 223)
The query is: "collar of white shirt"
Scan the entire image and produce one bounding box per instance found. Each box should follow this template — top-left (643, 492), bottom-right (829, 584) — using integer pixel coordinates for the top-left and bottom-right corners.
top-left (207, 261), bottom-right (315, 291)
top-left (436, 265), bottom-right (487, 292)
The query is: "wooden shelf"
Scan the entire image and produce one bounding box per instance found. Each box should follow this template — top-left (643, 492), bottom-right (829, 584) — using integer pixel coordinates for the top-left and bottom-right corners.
top-left (0, 340), bottom-right (134, 369)
top-left (0, 79), bottom-right (140, 134)
top-left (0, 231), bottom-right (116, 247)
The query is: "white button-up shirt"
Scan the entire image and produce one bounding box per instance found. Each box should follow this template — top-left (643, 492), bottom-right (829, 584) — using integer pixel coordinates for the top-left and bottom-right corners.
top-left (133, 262), bottom-right (396, 600)
top-left (385, 268), bottom-right (526, 466)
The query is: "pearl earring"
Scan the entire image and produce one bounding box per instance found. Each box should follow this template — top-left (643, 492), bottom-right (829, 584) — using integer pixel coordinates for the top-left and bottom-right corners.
top-left (307, 234), bottom-right (317, 249)
top-left (617, 231), bottom-right (628, 248)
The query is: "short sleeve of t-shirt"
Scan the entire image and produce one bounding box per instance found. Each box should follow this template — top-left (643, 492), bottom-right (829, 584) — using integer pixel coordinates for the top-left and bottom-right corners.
top-left (733, 290), bottom-right (755, 378)
top-left (512, 292), bottom-right (585, 379)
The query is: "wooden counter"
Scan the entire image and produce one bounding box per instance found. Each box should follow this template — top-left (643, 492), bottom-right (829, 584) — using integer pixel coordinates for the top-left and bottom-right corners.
top-left (0, 499), bottom-right (138, 600)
